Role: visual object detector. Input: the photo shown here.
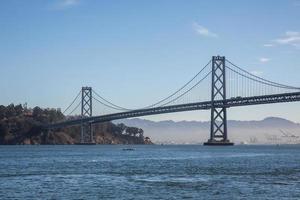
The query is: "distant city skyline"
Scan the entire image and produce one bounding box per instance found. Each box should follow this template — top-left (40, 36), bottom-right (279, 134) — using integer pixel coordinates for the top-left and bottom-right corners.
top-left (1, 0), bottom-right (300, 122)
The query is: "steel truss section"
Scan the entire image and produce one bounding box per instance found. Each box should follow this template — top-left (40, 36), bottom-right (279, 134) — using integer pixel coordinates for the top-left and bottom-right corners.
top-left (47, 92), bottom-right (300, 130)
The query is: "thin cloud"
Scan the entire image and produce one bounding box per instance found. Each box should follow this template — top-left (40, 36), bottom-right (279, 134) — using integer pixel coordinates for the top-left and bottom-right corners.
top-left (259, 58), bottom-right (270, 63)
top-left (263, 31), bottom-right (300, 49)
top-left (273, 31), bottom-right (300, 48)
top-left (54, 0), bottom-right (80, 9)
top-left (263, 44), bottom-right (274, 47)
top-left (193, 22), bottom-right (218, 38)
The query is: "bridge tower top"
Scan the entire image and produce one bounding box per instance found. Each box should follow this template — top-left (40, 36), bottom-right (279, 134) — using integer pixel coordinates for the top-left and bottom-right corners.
top-left (81, 87), bottom-right (92, 117)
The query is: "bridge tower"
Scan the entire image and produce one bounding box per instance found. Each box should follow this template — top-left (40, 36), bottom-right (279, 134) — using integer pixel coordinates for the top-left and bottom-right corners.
top-left (204, 56), bottom-right (234, 145)
top-left (80, 87), bottom-right (95, 144)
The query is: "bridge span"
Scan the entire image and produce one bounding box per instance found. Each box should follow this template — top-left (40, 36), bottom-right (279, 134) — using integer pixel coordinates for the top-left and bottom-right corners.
top-left (46, 56), bottom-right (300, 145)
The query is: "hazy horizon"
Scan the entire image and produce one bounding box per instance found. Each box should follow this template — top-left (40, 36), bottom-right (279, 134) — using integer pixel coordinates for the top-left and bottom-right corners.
top-left (118, 116), bottom-right (300, 144)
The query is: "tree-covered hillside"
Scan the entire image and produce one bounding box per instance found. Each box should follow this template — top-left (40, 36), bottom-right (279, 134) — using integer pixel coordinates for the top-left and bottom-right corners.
top-left (0, 104), bottom-right (152, 145)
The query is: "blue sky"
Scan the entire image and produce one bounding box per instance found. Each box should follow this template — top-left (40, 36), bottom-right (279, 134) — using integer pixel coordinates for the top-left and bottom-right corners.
top-left (1, 0), bottom-right (300, 122)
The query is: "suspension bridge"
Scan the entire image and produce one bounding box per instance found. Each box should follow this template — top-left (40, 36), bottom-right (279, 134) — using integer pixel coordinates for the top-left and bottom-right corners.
top-left (46, 56), bottom-right (300, 145)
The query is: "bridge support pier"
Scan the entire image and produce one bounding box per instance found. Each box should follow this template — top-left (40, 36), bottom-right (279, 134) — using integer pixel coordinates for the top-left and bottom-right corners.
top-left (79, 87), bottom-right (95, 144)
top-left (204, 56), bottom-right (234, 146)
top-left (80, 122), bottom-right (94, 144)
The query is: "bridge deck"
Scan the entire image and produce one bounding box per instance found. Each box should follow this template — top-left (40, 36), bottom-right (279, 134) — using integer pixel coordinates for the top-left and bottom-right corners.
top-left (47, 92), bottom-right (300, 129)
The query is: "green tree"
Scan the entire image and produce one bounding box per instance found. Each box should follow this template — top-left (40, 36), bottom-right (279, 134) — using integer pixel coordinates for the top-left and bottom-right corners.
top-left (0, 105), bottom-right (6, 119)
top-left (138, 128), bottom-right (144, 138)
top-left (14, 104), bottom-right (23, 116)
top-left (6, 104), bottom-right (16, 117)
top-left (32, 106), bottom-right (43, 117)
top-left (125, 127), bottom-right (140, 137)
top-left (0, 121), bottom-right (9, 143)
top-left (116, 123), bottom-right (127, 134)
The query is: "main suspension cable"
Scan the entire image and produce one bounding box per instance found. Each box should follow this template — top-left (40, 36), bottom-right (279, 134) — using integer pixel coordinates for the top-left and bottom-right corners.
top-left (226, 59), bottom-right (300, 90)
top-left (226, 66), bottom-right (297, 89)
top-left (92, 96), bottom-right (129, 111)
top-left (158, 71), bottom-right (212, 107)
top-left (144, 60), bottom-right (212, 108)
top-left (92, 90), bottom-right (131, 111)
top-left (66, 101), bottom-right (81, 116)
top-left (92, 60), bottom-right (212, 110)
top-left (63, 90), bottom-right (81, 114)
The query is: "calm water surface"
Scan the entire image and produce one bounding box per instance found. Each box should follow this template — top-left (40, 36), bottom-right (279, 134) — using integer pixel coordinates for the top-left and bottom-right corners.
top-left (0, 145), bottom-right (300, 199)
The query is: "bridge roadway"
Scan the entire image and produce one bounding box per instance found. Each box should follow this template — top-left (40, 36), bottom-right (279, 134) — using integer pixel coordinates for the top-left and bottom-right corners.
top-left (47, 92), bottom-right (300, 129)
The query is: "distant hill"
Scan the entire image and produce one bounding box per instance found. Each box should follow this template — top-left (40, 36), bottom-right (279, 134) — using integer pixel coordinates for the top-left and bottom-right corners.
top-left (116, 117), bottom-right (300, 144)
